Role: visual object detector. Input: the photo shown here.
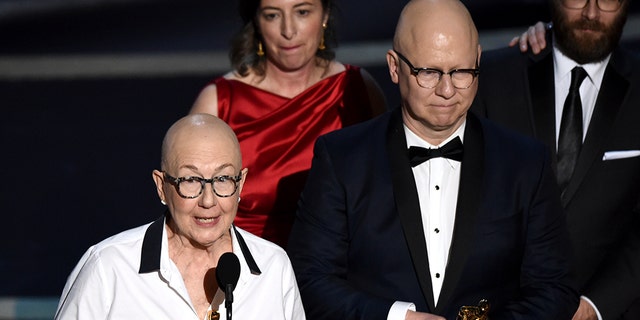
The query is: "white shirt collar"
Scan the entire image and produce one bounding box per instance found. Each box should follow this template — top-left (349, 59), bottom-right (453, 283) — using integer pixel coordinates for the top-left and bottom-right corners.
top-left (552, 43), bottom-right (611, 90)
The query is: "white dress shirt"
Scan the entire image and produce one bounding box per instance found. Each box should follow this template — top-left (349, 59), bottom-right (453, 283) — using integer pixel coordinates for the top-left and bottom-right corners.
top-left (55, 216), bottom-right (305, 320)
top-left (553, 44), bottom-right (609, 320)
top-left (387, 122), bottom-right (465, 320)
top-left (553, 44), bottom-right (610, 146)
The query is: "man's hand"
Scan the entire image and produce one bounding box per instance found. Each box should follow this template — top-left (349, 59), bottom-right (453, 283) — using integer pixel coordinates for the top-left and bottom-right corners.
top-left (508, 21), bottom-right (549, 54)
top-left (571, 298), bottom-right (598, 320)
top-left (405, 310), bottom-right (446, 320)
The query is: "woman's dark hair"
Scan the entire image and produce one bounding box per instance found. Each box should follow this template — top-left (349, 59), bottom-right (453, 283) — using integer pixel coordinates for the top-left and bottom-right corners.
top-left (230, 0), bottom-right (337, 77)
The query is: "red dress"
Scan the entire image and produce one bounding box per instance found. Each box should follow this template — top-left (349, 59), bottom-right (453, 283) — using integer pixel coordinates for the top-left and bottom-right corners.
top-left (215, 65), bottom-right (374, 247)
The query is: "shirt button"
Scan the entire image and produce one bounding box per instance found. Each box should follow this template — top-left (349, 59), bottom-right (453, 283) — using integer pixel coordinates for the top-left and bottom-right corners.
top-left (434, 228), bottom-right (440, 233)
top-left (435, 185), bottom-right (440, 190)
top-left (435, 273), bottom-right (441, 278)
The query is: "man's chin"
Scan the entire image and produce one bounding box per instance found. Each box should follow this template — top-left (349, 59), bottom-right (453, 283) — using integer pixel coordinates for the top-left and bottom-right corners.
top-left (573, 28), bottom-right (603, 41)
top-left (569, 33), bottom-right (605, 53)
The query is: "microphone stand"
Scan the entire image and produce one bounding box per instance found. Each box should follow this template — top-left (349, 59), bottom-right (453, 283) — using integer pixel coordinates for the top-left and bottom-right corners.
top-left (225, 283), bottom-right (233, 320)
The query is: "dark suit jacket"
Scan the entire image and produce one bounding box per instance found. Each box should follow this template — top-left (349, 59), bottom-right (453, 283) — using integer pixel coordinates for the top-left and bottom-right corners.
top-left (287, 108), bottom-right (578, 320)
top-left (473, 42), bottom-right (640, 319)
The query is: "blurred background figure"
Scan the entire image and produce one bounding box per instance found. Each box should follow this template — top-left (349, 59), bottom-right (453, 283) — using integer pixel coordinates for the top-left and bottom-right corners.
top-left (473, 0), bottom-right (640, 319)
top-left (190, 0), bottom-right (387, 247)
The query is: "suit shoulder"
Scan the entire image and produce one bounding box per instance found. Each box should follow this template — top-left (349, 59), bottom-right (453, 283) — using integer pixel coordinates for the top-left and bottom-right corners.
top-left (481, 44), bottom-right (554, 73)
top-left (478, 116), bottom-right (549, 158)
top-left (482, 45), bottom-right (531, 66)
top-left (321, 111), bottom-right (390, 146)
top-left (611, 46), bottom-right (640, 76)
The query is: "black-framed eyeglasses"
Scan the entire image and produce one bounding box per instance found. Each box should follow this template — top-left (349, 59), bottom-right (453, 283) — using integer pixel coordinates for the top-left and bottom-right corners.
top-left (394, 50), bottom-right (480, 89)
top-left (560, 0), bottom-right (623, 12)
top-left (163, 172), bottom-right (242, 199)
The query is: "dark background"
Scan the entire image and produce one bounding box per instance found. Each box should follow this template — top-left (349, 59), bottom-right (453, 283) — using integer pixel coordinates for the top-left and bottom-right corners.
top-left (1, 0), bottom-right (638, 311)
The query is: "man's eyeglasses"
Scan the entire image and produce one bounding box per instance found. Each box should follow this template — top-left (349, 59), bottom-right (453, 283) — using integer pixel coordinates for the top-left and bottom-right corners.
top-left (560, 0), bottom-right (623, 12)
top-left (394, 50), bottom-right (480, 89)
top-left (163, 172), bottom-right (242, 199)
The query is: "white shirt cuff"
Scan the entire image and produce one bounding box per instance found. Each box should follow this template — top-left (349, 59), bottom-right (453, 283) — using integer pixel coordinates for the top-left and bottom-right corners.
top-left (581, 296), bottom-right (603, 320)
top-left (387, 301), bottom-right (416, 320)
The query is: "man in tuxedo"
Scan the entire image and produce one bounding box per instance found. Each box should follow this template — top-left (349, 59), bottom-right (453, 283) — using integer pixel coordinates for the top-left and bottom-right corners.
top-left (472, 0), bottom-right (640, 319)
top-left (287, 0), bottom-right (579, 319)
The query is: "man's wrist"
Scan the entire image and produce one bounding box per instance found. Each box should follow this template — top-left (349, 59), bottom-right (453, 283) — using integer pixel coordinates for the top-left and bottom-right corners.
top-left (387, 301), bottom-right (416, 320)
top-left (581, 296), bottom-right (603, 320)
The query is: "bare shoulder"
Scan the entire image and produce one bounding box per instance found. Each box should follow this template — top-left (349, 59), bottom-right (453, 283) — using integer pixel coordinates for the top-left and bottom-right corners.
top-left (325, 60), bottom-right (347, 77)
top-left (223, 70), bottom-right (241, 80)
top-left (190, 82), bottom-right (219, 117)
top-left (190, 71), bottom-right (243, 116)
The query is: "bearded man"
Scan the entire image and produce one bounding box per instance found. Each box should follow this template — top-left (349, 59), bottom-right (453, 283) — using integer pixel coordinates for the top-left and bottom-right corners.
top-left (472, 1), bottom-right (640, 319)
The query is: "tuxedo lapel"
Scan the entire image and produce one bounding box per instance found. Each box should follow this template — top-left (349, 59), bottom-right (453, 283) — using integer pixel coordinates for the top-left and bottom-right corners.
top-left (385, 107), bottom-right (436, 311)
top-left (435, 113), bottom-right (485, 313)
top-left (529, 51), bottom-right (557, 162)
top-left (562, 51), bottom-right (630, 206)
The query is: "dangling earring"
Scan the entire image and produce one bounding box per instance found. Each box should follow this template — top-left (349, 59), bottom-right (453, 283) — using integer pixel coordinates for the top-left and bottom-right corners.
top-left (257, 41), bottom-right (265, 56)
top-left (318, 23), bottom-right (327, 50)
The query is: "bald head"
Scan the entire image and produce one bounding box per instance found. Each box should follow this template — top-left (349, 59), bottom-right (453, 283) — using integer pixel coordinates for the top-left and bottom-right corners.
top-left (161, 113), bottom-right (241, 170)
top-left (387, 0), bottom-right (480, 144)
top-left (393, 0), bottom-right (478, 57)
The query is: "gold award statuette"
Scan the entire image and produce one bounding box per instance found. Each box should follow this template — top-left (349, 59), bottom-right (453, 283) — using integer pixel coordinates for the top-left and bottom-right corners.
top-left (206, 310), bottom-right (220, 320)
top-left (456, 299), bottom-right (490, 320)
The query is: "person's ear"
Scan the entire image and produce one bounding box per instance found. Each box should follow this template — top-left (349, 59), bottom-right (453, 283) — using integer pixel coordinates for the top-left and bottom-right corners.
top-left (237, 168), bottom-right (249, 197)
top-left (386, 50), bottom-right (400, 84)
top-left (152, 170), bottom-right (167, 204)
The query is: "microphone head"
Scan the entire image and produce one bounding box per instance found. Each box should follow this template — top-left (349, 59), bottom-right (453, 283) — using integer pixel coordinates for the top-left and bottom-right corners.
top-left (216, 252), bottom-right (240, 293)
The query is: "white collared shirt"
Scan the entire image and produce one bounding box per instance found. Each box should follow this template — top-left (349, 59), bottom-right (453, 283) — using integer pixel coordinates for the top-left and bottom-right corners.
top-left (55, 216), bottom-right (305, 320)
top-left (388, 122), bottom-right (466, 320)
top-left (405, 122), bottom-right (465, 304)
top-left (553, 45), bottom-right (610, 147)
top-left (553, 44), bottom-right (609, 320)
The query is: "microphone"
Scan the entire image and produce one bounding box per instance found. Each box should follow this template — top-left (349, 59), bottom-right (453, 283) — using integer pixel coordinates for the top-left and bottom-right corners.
top-left (216, 252), bottom-right (240, 320)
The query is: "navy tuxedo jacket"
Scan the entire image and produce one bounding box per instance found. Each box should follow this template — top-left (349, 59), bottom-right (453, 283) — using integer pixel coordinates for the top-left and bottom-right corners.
top-left (473, 42), bottom-right (640, 319)
top-left (288, 108), bottom-right (578, 320)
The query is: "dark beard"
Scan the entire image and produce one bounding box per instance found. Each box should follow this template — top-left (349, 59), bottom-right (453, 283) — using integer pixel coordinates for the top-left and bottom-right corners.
top-left (551, 2), bottom-right (627, 64)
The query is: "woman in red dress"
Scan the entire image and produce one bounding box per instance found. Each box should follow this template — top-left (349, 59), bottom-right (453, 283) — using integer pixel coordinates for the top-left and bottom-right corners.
top-left (190, 0), bottom-right (386, 247)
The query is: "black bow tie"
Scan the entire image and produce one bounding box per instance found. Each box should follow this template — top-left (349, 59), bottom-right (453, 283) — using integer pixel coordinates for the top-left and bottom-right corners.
top-left (408, 136), bottom-right (464, 167)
